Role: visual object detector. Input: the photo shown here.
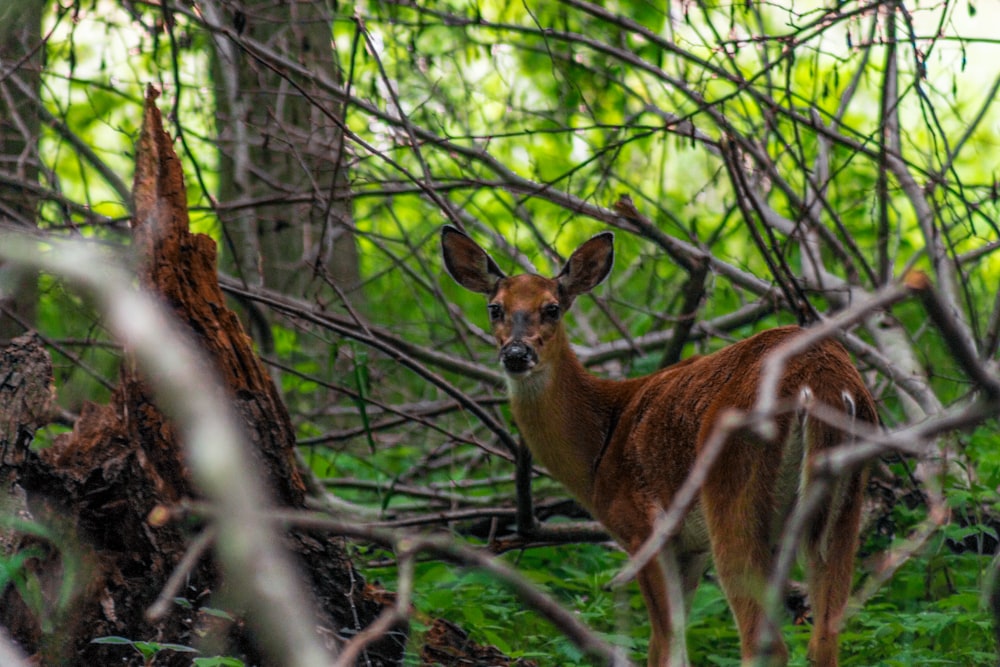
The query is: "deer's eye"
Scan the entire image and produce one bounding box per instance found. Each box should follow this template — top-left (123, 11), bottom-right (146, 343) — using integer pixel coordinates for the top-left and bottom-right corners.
top-left (541, 303), bottom-right (561, 321)
top-left (487, 303), bottom-right (504, 321)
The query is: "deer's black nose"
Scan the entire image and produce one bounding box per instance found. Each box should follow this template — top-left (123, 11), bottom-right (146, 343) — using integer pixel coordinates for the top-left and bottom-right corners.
top-left (500, 341), bottom-right (537, 374)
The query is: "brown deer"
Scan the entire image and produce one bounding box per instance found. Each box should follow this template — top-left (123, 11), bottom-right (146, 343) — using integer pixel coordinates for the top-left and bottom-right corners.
top-left (441, 225), bottom-right (875, 666)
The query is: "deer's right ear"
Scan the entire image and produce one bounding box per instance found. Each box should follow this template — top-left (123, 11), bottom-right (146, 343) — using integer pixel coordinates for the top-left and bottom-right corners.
top-left (441, 225), bottom-right (506, 294)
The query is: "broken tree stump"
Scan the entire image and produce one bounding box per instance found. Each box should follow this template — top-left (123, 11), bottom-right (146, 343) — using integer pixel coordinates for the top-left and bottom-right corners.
top-left (0, 87), bottom-right (402, 666)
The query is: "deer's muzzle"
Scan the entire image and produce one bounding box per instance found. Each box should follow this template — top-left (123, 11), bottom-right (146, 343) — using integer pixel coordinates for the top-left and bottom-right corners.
top-left (500, 341), bottom-right (537, 375)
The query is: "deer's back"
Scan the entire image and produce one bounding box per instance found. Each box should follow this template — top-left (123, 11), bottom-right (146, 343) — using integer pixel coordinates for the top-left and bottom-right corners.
top-left (590, 326), bottom-right (874, 549)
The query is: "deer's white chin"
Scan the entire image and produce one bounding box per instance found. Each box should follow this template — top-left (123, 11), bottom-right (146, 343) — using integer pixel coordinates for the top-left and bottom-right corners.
top-left (504, 364), bottom-right (549, 399)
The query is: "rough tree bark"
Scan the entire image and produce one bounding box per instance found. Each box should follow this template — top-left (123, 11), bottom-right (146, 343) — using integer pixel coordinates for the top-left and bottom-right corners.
top-left (0, 0), bottom-right (42, 341)
top-left (209, 0), bottom-right (362, 327)
top-left (0, 88), bottom-right (401, 666)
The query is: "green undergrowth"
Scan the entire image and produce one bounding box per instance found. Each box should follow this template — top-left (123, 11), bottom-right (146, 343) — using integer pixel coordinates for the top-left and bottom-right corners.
top-left (334, 425), bottom-right (1000, 665)
top-left (361, 536), bottom-right (995, 665)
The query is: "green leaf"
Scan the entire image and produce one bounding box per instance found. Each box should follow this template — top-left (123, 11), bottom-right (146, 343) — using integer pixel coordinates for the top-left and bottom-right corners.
top-left (91, 636), bottom-right (136, 646)
top-left (193, 658), bottom-right (246, 667)
top-left (200, 606), bottom-right (236, 621)
top-left (149, 642), bottom-right (199, 653)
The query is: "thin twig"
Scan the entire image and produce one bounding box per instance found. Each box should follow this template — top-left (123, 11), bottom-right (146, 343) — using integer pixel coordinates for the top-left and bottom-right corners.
top-left (145, 525), bottom-right (217, 622)
top-left (332, 548), bottom-right (413, 667)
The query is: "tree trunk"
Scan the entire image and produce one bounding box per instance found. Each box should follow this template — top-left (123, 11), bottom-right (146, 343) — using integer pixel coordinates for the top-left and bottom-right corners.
top-left (210, 0), bottom-right (361, 347)
top-left (0, 88), bottom-right (401, 666)
top-left (0, 0), bottom-right (42, 341)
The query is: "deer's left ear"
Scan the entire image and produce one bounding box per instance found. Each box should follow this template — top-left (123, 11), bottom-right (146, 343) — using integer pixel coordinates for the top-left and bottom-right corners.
top-left (556, 232), bottom-right (614, 300)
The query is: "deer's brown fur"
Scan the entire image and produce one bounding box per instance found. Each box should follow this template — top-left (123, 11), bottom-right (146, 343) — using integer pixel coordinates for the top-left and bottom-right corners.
top-left (441, 225), bottom-right (874, 666)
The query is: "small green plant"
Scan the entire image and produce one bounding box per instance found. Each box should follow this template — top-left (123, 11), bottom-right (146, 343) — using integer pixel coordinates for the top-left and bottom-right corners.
top-left (91, 634), bottom-right (247, 666)
top-left (91, 636), bottom-right (199, 665)
top-left (0, 516), bottom-right (84, 634)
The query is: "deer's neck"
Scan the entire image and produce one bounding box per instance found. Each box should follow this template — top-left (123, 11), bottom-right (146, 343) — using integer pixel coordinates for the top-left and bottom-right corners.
top-left (506, 331), bottom-right (630, 508)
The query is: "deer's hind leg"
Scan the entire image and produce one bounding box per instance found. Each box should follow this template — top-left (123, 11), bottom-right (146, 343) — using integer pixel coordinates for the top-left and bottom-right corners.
top-left (702, 441), bottom-right (789, 666)
top-left (804, 469), bottom-right (864, 667)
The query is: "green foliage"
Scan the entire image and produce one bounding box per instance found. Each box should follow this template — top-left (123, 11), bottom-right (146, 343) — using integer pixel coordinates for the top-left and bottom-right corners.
top-left (366, 533), bottom-right (998, 665)
top-left (13, 0), bottom-right (1000, 664)
top-left (91, 636), bottom-right (200, 664)
top-left (192, 658), bottom-right (246, 667)
top-left (91, 602), bottom-right (242, 665)
top-left (841, 551), bottom-right (995, 665)
top-left (363, 535), bottom-right (971, 665)
top-left (369, 543), bottom-right (651, 664)
top-left (0, 516), bottom-right (84, 634)
top-left (33, 272), bottom-right (120, 411)
top-left (91, 635), bottom-right (245, 666)
top-left (0, 543), bottom-right (50, 625)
